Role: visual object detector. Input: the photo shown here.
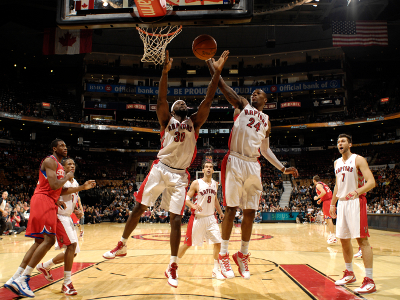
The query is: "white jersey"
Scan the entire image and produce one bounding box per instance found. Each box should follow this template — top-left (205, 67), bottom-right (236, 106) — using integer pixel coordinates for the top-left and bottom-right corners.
top-left (194, 178), bottom-right (218, 217)
top-left (158, 116), bottom-right (197, 169)
top-left (229, 104), bottom-right (269, 159)
top-left (334, 153), bottom-right (365, 199)
top-left (57, 179), bottom-right (79, 216)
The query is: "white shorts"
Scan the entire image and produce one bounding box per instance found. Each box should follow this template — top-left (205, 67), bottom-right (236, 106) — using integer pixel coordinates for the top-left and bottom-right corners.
top-left (336, 195), bottom-right (369, 240)
top-left (184, 214), bottom-right (221, 247)
top-left (134, 160), bottom-right (188, 215)
top-left (221, 152), bottom-right (262, 210)
top-left (55, 214), bottom-right (80, 254)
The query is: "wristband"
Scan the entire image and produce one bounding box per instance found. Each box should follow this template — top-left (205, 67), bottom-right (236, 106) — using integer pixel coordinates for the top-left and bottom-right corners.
top-left (185, 195), bottom-right (191, 201)
top-left (330, 205), bottom-right (335, 207)
top-left (281, 166), bottom-right (286, 172)
top-left (354, 190), bottom-right (359, 196)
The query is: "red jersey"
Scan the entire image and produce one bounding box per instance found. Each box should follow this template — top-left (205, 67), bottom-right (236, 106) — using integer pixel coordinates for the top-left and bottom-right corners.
top-left (316, 181), bottom-right (332, 202)
top-left (33, 155), bottom-right (65, 203)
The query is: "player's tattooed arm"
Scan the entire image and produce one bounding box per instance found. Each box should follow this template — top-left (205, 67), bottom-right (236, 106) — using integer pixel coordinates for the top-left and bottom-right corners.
top-left (192, 51), bottom-right (229, 133)
top-left (157, 50), bottom-right (173, 131)
top-left (205, 57), bottom-right (247, 110)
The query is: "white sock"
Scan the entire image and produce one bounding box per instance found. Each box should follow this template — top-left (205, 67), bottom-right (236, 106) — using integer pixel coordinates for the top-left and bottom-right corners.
top-left (13, 267), bottom-right (24, 280)
top-left (345, 263), bottom-right (353, 272)
top-left (64, 271), bottom-right (72, 285)
top-left (22, 266), bottom-right (34, 276)
top-left (120, 237), bottom-right (128, 245)
top-left (214, 259), bottom-right (219, 269)
top-left (220, 239), bottom-right (229, 255)
top-left (176, 257), bottom-right (181, 264)
top-left (240, 240), bottom-right (250, 255)
top-left (365, 268), bottom-right (373, 279)
top-left (170, 256), bottom-right (177, 266)
top-left (43, 259), bottom-right (55, 269)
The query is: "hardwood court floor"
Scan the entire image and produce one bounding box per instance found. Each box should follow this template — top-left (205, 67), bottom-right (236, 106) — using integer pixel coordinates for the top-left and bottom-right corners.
top-left (1, 222), bottom-right (399, 300)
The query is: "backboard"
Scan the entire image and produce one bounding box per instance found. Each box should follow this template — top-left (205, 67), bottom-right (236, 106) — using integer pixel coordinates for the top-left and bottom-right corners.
top-left (57, 0), bottom-right (253, 29)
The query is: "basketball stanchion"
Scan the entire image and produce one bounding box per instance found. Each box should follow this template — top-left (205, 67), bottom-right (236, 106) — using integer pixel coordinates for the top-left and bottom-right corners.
top-left (136, 25), bottom-right (182, 65)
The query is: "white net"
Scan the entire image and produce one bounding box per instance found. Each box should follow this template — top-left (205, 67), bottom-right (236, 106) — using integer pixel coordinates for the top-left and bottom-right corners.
top-left (136, 25), bottom-right (182, 65)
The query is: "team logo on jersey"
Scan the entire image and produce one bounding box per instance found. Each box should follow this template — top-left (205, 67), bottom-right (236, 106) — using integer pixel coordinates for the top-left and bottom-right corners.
top-left (60, 236), bottom-right (64, 243)
top-left (57, 169), bottom-right (65, 178)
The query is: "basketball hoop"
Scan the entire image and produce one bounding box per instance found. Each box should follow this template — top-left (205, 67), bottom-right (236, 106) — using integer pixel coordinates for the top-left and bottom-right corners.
top-left (136, 25), bottom-right (182, 65)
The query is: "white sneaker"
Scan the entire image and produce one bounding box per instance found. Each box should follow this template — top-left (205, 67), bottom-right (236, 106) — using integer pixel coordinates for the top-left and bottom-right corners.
top-left (354, 277), bottom-right (376, 294)
top-left (103, 241), bottom-right (127, 259)
top-left (218, 253), bottom-right (235, 279)
top-left (13, 275), bottom-right (35, 298)
top-left (4, 276), bottom-right (20, 296)
top-left (232, 251), bottom-right (251, 280)
top-left (354, 248), bottom-right (362, 258)
top-left (327, 237), bottom-right (337, 244)
top-left (164, 263), bottom-right (178, 288)
top-left (212, 268), bottom-right (226, 280)
top-left (36, 263), bottom-right (54, 282)
top-left (335, 270), bottom-right (356, 286)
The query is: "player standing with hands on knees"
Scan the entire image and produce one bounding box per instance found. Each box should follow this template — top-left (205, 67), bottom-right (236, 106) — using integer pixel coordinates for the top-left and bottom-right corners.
top-left (331, 134), bottom-right (376, 294)
top-left (177, 161), bottom-right (225, 280)
top-left (4, 139), bottom-right (96, 298)
top-left (103, 50), bottom-right (229, 288)
top-left (206, 59), bottom-right (299, 280)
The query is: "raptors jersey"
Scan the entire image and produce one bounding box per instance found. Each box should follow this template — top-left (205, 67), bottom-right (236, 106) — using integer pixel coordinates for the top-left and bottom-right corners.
top-left (158, 116), bottom-right (197, 169)
top-left (194, 179), bottom-right (218, 217)
top-left (316, 182), bottom-right (332, 202)
top-left (335, 154), bottom-right (365, 199)
top-left (34, 155), bottom-right (65, 203)
top-left (229, 104), bottom-right (269, 158)
top-left (58, 179), bottom-right (79, 216)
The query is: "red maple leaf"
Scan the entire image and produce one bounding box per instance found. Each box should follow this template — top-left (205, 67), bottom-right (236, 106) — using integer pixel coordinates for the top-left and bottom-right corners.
top-left (82, 3), bottom-right (88, 8)
top-left (59, 32), bottom-right (77, 47)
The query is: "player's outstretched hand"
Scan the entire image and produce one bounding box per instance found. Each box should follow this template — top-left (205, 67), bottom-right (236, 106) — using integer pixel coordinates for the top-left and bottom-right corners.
top-left (317, 199), bottom-right (321, 205)
top-left (193, 204), bottom-right (202, 212)
top-left (74, 208), bottom-right (83, 219)
top-left (330, 206), bottom-right (337, 219)
top-left (212, 50), bottom-right (229, 72)
top-left (284, 167), bottom-right (299, 178)
top-left (56, 200), bottom-right (66, 210)
top-left (83, 180), bottom-right (96, 190)
top-left (163, 50), bottom-right (173, 73)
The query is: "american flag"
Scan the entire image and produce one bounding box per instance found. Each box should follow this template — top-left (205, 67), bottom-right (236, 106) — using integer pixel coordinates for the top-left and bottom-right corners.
top-left (332, 21), bottom-right (388, 47)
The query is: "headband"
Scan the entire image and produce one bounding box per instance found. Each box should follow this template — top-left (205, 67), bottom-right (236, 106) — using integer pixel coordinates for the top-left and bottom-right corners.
top-left (171, 100), bottom-right (183, 113)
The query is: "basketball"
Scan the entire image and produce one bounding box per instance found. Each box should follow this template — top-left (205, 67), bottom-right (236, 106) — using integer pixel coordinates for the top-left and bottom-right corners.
top-left (192, 35), bottom-right (217, 60)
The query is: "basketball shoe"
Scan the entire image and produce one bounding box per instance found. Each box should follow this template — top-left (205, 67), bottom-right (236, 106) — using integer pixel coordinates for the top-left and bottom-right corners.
top-left (4, 277), bottom-right (21, 296)
top-left (36, 263), bottom-right (54, 282)
top-left (327, 234), bottom-right (337, 244)
top-left (13, 275), bottom-right (34, 298)
top-left (335, 270), bottom-right (357, 285)
top-left (354, 277), bottom-right (376, 294)
top-left (233, 251), bottom-right (251, 279)
top-left (165, 263), bottom-right (178, 288)
top-left (354, 248), bottom-right (362, 258)
top-left (62, 282), bottom-right (78, 295)
top-left (79, 231), bottom-right (84, 238)
top-left (103, 241), bottom-right (127, 259)
top-left (218, 253), bottom-right (235, 279)
top-left (212, 268), bottom-right (226, 280)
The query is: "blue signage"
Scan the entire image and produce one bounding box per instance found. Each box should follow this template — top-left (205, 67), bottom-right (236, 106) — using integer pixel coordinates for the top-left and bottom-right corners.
top-left (86, 80), bottom-right (341, 96)
top-left (261, 212), bottom-right (300, 221)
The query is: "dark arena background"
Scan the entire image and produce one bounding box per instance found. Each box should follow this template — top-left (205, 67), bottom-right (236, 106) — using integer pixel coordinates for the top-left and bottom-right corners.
top-left (0, 0), bottom-right (399, 299)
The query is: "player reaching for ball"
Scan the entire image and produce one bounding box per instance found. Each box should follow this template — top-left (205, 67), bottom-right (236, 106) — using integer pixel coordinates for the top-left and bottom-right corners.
top-left (103, 50), bottom-right (229, 288)
top-left (177, 160), bottom-right (225, 280)
top-left (206, 59), bottom-right (299, 280)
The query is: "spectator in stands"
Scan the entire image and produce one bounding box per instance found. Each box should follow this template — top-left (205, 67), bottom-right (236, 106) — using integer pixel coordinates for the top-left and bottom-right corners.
top-left (10, 208), bottom-right (25, 234)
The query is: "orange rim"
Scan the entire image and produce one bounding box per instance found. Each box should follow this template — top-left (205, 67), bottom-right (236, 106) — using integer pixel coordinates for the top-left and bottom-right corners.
top-left (136, 25), bottom-right (182, 37)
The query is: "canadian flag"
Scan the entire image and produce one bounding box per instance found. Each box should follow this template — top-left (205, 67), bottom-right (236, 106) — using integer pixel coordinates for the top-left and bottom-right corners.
top-left (75, 0), bottom-right (94, 10)
top-left (43, 28), bottom-right (93, 55)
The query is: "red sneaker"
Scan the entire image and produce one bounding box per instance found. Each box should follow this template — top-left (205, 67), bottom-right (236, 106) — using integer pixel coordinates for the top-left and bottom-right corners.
top-left (232, 251), bottom-right (251, 279)
top-left (354, 277), bottom-right (376, 294)
top-left (36, 263), bottom-right (54, 282)
top-left (165, 263), bottom-right (178, 288)
top-left (335, 269), bottom-right (356, 285)
top-left (102, 241), bottom-right (127, 259)
top-left (62, 282), bottom-right (78, 295)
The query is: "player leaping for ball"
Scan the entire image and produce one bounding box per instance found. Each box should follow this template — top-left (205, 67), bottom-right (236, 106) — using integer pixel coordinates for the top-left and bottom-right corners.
top-left (177, 160), bottom-right (225, 280)
top-left (206, 59), bottom-right (299, 280)
top-left (103, 50), bottom-right (229, 288)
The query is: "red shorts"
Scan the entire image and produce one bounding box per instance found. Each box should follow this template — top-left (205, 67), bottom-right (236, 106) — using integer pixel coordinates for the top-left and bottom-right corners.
top-left (70, 213), bottom-right (80, 224)
top-left (25, 194), bottom-right (60, 239)
top-left (322, 199), bottom-right (333, 219)
top-left (184, 213), bottom-right (195, 246)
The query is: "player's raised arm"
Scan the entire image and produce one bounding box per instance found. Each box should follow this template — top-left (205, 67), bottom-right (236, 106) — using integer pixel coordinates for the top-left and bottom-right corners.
top-left (43, 158), bottom-right (74, 190)
top-left (157, 50), bottom-right (173, 131)
top-left (185, 180), bottom-right (202, 212)
top-left (206, 56), bottom-right (247, 110)
top-left (191, 51), bottom-right (229, 132)
top-left (260, 123), bottom-right (299, 177)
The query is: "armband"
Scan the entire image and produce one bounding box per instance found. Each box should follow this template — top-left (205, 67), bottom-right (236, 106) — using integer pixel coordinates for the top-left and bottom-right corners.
top-left (185, 195), bottom-right (191, 201)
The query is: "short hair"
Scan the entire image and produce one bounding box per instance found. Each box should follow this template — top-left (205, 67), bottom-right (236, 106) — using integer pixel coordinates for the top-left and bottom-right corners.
top-left (202, 160), bottom-right (214, 169)
top-left (61, 158), bottom-right (74, 166)
top-left (313, 175), bottom-right (320, 182)
top-left (51, 139), bottom-right (64, 150)
top-left (338, 134), bottom-right (352, 143)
